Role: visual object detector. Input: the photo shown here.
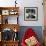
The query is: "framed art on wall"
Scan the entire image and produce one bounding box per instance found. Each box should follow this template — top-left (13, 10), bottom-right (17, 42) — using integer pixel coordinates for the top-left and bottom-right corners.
top-left (2, 10), bottom-right (9, 15)
top-left (0, 15), bottom-right (1, 24)
top-left (24, 7), bottom-right (38, 21)
top-left (0, 32), bottom-right (1, 41)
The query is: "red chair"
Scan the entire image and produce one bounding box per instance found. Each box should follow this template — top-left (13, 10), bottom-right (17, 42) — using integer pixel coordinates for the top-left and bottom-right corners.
top-left (21, 28), bottom-right (41, 46)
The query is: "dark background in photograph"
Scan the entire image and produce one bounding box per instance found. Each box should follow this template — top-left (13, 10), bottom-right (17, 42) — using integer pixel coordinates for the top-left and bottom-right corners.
top-left (18, 26), bottom-right (44, 44)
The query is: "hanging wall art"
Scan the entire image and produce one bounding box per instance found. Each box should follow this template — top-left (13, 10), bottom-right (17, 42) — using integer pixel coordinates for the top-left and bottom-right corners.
top-left (24, 7), bottom-right (38, 21)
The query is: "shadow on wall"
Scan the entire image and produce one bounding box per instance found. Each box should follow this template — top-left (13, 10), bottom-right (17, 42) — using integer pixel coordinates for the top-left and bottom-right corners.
top-left (18, 26), bottom-right (43, 44)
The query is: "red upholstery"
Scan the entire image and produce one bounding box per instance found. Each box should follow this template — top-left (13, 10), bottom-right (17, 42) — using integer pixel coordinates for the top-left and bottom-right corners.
top-left (21, 28), bottom-right (41, 46)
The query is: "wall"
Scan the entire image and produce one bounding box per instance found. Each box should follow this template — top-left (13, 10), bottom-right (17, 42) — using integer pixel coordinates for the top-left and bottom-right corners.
top-left (0, 0), bottom-right (15, 7)
top-left (19, 0), bottom-right (44, 26)
top-left (0, 0), bottom-right (44, 26)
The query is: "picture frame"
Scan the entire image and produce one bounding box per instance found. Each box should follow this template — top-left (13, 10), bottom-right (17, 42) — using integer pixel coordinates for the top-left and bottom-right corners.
top-left (24, 7), bottom-right (38, 21)
top-left (9, 10), bottom-right (18, 15)
top-left (0, 15), bottom-right (1, 24)
top-left (0, 32), bottom-right (1, 41)
top-left (2, 10), bottom-right (9, 15)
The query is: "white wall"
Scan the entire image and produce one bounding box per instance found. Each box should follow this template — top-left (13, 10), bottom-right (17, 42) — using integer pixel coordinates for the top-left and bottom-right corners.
top-left (0, 0), bottom-right (15, 7)
top-left (19, 0), bottom-right (44, 26)
top-left (0, 0), bottom-right (44, 26)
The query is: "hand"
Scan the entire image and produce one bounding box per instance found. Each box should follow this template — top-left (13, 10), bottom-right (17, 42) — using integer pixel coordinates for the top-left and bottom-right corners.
top-left (25, 36), bottom-right (38, 46)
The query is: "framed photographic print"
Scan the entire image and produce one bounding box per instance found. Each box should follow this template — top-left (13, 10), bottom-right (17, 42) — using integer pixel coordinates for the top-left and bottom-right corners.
top-left (0, 15), bottom-right (1, 24)
top-left (9, 10), bottom-right (18, 15)
top-left (9, 10), bottom-right (15, 15)
top-left (2, 10), bottom-right (9, 15)
top-left (24, 7), bottom-right (38, 21)
top-left (0, 32), bottom-right (1, 41)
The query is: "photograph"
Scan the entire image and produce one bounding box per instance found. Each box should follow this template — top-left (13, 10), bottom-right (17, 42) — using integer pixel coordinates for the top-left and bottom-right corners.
top-left (24, 7), bottom-right (38, 21)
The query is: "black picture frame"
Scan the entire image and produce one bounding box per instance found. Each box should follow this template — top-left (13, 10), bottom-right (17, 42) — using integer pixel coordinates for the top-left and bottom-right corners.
top-left (24, 7), bottom-right (38, 21)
